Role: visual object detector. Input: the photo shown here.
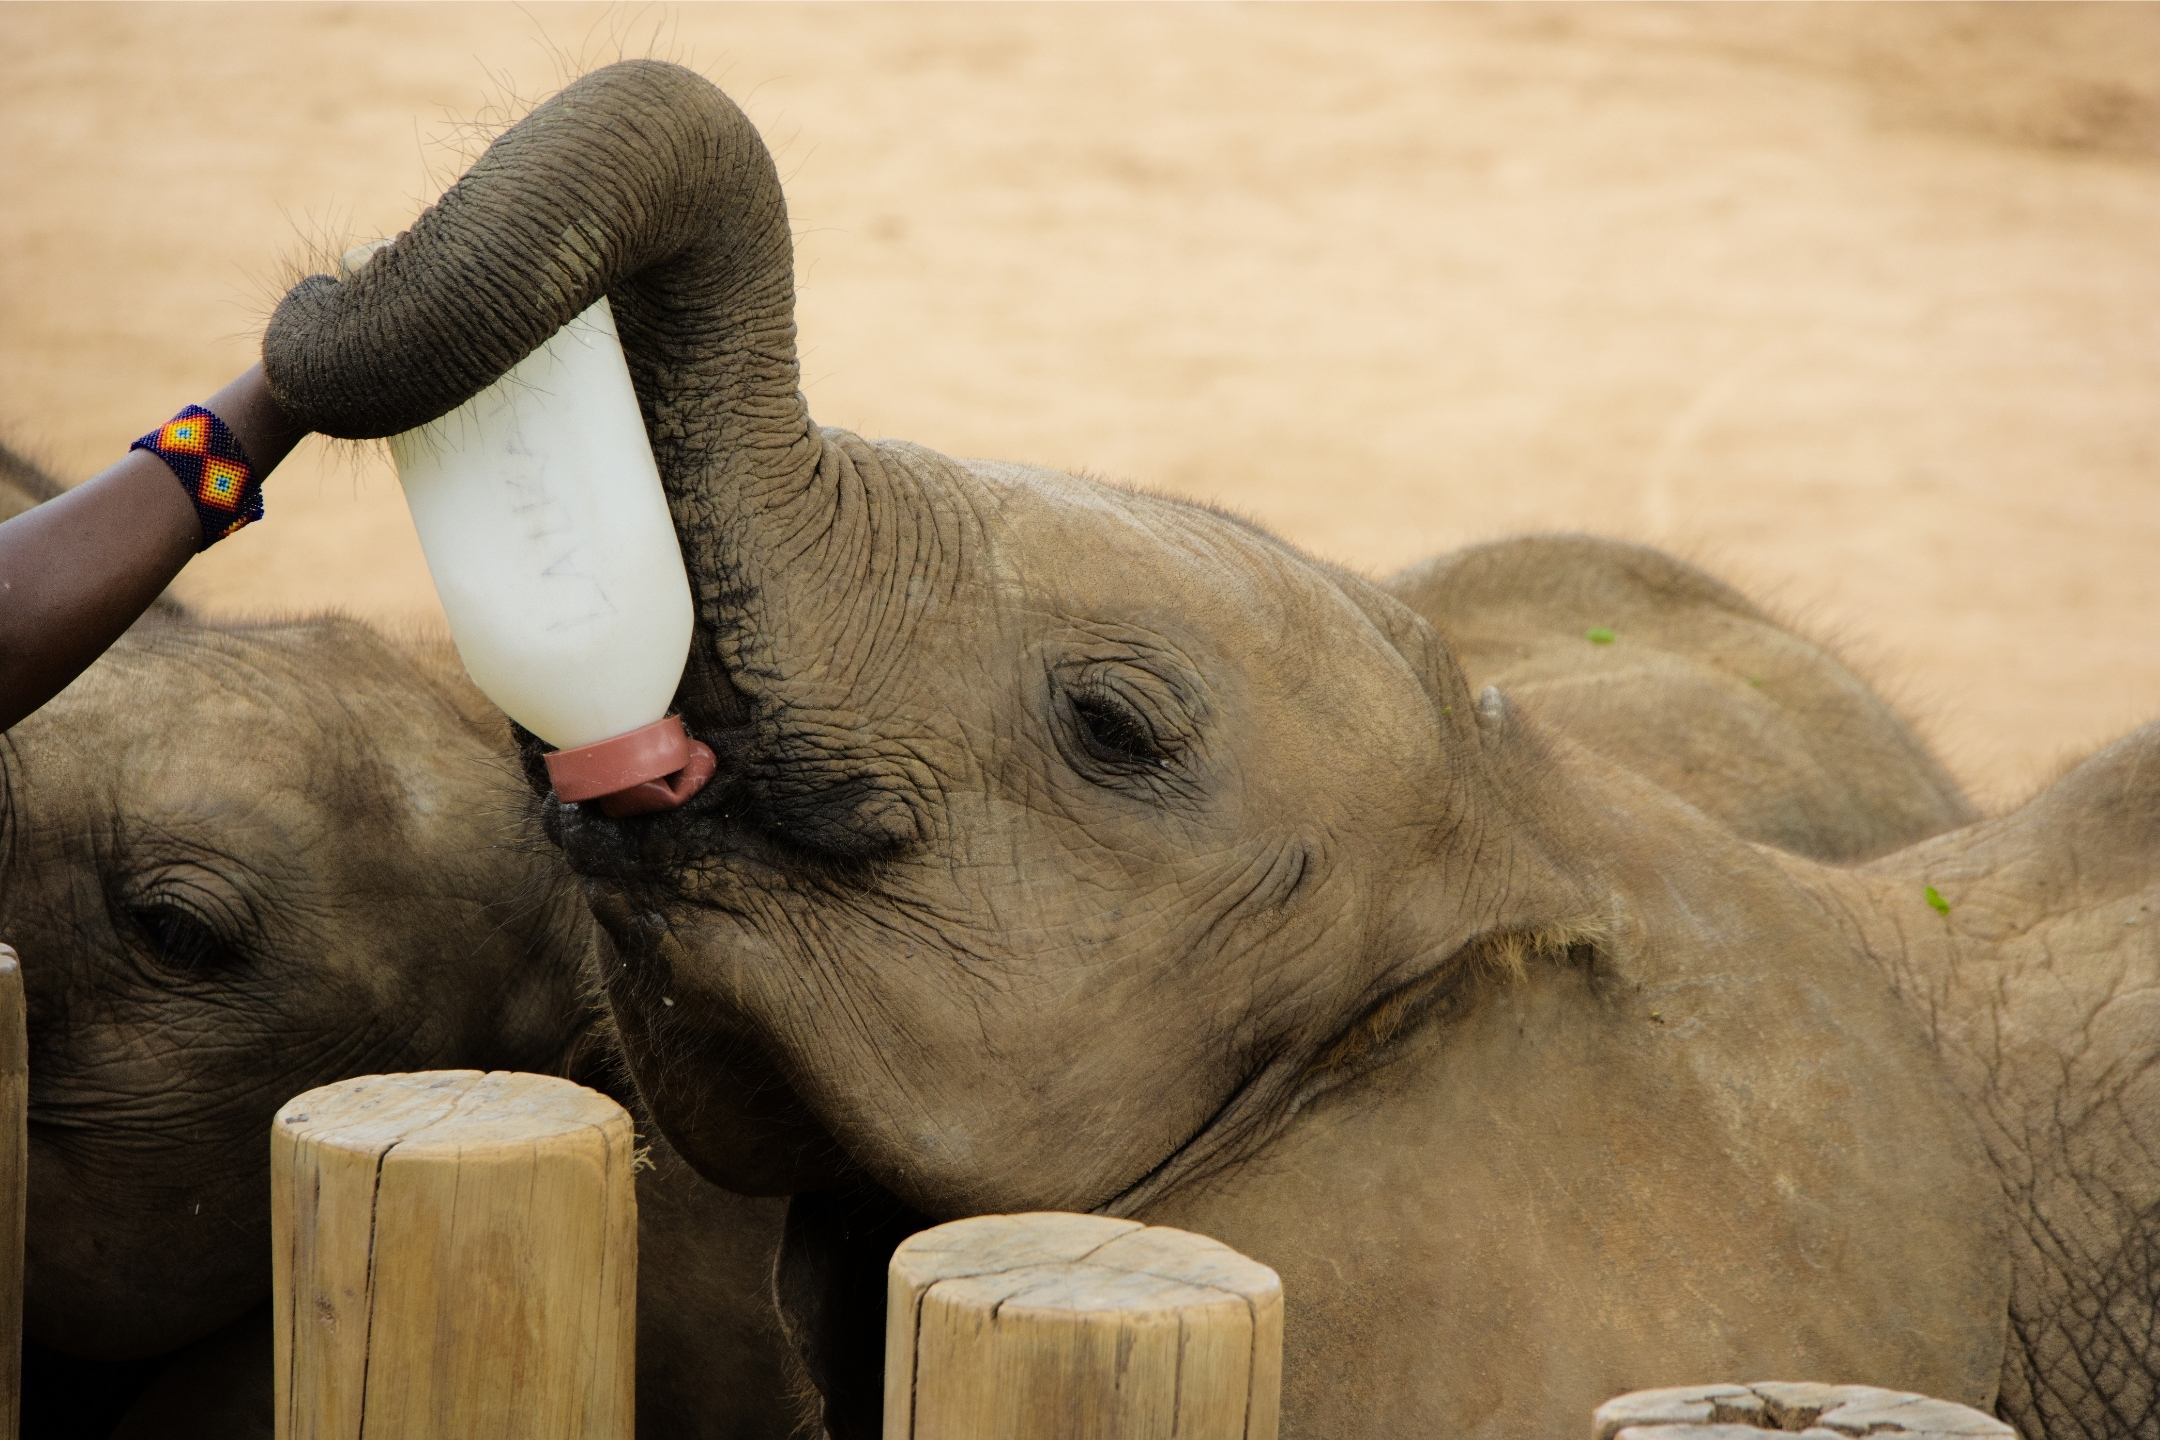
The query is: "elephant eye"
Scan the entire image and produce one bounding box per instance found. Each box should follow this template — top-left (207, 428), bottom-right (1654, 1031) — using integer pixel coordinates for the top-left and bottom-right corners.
top-left (1065, 676), bottom-right (1183, 776)
top-left (1048, 650), bottom-right (1204, 799)
top-left (125, 897), bottom-right (234, 974)
top-left (1071, 685), bottom-right (1161, 763)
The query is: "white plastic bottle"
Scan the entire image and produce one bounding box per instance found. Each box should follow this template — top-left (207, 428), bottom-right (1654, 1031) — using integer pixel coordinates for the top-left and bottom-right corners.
top-left (379, 285), bottom-right (714, 816)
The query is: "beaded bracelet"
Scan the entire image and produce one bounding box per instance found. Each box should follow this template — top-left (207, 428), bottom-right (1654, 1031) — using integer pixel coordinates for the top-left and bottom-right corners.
top-left (130, 404), bottom-right (263, 551)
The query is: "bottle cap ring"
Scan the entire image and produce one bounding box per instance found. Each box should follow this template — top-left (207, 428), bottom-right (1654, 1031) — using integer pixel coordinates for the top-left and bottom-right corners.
top-left (544, 715), bottom-right (716, 818)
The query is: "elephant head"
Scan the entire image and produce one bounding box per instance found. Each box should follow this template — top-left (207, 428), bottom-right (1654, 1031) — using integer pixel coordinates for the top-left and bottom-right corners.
top-left (263, 62), bottom-right (2013, 1436)
top-left (0, 613), bottom-right (587, 1360)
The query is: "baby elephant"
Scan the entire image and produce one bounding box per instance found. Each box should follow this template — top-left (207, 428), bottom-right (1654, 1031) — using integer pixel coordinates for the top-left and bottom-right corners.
top-left (0, 442), bottom-right (793, 1439)
top-left (259, 60), bottom-right (2143, 1440)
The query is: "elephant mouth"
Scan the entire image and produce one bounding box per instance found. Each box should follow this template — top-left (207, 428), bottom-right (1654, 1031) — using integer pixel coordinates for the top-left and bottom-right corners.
top-left (538, 752), bottom-right (746, 884)
top-left (582, 897), bottom-right (915, 1434)
top-left (775, 1181), bottom-right (932, 1440)
top-left (580, 910), bottom-right (864, 1196)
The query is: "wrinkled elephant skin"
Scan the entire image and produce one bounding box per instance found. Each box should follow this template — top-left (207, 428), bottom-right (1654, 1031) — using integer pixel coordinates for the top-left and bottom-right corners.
top-left (261, 62), bottom-right (2157, 1439)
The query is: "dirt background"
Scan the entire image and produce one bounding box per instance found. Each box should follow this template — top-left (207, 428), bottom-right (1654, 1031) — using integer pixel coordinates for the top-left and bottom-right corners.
top-left (4, 4), bottom-right (2156, 808)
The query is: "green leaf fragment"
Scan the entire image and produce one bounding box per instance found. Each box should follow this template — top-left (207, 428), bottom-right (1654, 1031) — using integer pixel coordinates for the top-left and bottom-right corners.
top-left (1924, 884), bottom-right (1951, 916)
top-left (1585, 626), bottom-right (1616, 646)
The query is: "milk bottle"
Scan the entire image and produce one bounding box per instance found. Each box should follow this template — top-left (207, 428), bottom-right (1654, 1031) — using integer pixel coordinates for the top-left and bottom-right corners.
top-left (376, 283), bottom-right (714, 816)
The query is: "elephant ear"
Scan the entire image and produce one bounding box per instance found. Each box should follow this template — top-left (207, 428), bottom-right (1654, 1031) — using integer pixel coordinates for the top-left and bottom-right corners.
top-left (1318, 569), bottom-right (1619, 1020)
top-left (1325, 565), bottom-right (1573, 803)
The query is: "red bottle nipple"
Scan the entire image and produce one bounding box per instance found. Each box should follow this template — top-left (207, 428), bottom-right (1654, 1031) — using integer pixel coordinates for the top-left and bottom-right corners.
top-left (543, 715), bottom-right (716, 818)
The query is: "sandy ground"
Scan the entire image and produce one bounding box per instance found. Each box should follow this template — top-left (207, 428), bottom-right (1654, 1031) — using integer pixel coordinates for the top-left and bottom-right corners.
top-left (3, 3), bottom-right (2157, 808)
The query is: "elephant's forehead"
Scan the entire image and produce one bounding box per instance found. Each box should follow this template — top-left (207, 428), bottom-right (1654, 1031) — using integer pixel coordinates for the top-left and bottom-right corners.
top-left (29, 626), bottom-right (509, 880)
top-left (948, 459), bottom-right (1438, 775)
top-left (960, 458), bottom-right (1353, 639)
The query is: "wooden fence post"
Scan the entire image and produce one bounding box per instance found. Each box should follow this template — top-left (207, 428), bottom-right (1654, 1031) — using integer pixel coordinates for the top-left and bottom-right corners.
top-left (271, 1070), bottom-right (636, 1440)
top-left (0, 947), bottom-right (24, 1440)
top-left (884, 1212), bottom-right (1282, 1440)
top-left (1594, 1382), bottom-right (2016, 1439)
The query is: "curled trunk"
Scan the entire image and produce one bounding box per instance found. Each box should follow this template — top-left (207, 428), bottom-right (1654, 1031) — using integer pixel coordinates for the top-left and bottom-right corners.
top-left (263, 61), bottom-right (862, 732)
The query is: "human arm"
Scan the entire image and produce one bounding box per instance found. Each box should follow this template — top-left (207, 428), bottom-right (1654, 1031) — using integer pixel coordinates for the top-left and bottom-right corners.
top-left (0, 364), bottom-right (301, 732)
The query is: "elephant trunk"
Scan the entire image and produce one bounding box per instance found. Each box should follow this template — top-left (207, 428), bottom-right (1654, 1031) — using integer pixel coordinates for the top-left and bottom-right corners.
top-left (263, 60), bottom-right (886, 748)
top-left (262, 58), bottom-right (821, 503)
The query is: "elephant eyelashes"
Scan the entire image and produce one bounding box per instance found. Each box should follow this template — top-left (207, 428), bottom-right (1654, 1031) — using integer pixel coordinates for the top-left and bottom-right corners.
top-left (1071, 686), bottom-right (1160, 762)
top-left (125, 898), bottom-right (233, 974)
top-left (1061, 671), bottom-right (1193, 791)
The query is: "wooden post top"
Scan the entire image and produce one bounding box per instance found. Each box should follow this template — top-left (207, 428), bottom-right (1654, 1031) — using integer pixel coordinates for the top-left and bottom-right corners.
top-left (1594, 1382), bottom-right (2016, 1439)
top-left (890, 1211), bottom-right (1281, 1318)
top-left (275, 1069), bottom-right (630, 1157)
top-left (887, 1212), bottom-right (1284, 1440)
top-left (273, 1069), bottom-right (637, 1440)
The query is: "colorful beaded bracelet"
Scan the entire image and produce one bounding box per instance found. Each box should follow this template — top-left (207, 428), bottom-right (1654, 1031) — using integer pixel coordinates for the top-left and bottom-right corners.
top-left (130, 404), bottom-right (263, 551)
